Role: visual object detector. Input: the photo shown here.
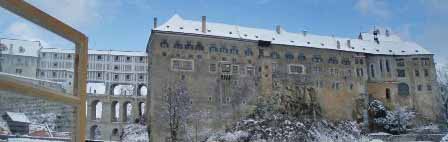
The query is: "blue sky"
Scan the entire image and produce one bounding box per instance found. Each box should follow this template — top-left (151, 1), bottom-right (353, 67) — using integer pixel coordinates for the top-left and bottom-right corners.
top-left (0, 0), bottom-right (447, 65)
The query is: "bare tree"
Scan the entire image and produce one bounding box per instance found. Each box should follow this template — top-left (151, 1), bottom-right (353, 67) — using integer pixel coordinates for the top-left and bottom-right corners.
top-left (437, 63), bottom-right (448, 120)
top-left (164, 82), bottom-right (191, 142)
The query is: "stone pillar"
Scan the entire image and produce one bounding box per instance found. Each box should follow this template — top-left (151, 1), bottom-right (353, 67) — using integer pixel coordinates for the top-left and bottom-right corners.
top-left (102, 101), bottom-right (112, 123)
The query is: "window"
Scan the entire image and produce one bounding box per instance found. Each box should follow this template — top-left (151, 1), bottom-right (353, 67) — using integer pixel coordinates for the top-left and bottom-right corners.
top-left (356, 68), bottom-right (364, 77)
top-left (97, 55), bottom-right (102, 60)
top-left (125, 74), bottom-right (131, 81)
top-left (424, 69), bottom-right (429, 77)
top-left (370, 64), bottom-right (375, 78)
top-left (397, 69), bottom-right (406, 77)
top-left (328, 57), bottom-right (338, 64)
top-left (415, 69), bottom-right (420, 77)
top-left (246, 66), bottom-right (254, 75)
top-left (97, 73), bottom-right (102, 78)
top-left (19, 46), bottom-right (25, 53)
top-left (114, 65), bottom-right (119, 70)
top-left (285, 52), bottom-right (294, 60)
top-left (379, 60), bottom-right (384, 73)
top-left (174, 41), bottom-right (183, 49)
top-left (15, 68), bottom-right (22, 74)
top-left (209, 63), bottom-right (217, 72)
top-left (184, 41), bottom-right (193, 49)
top-left (396, 59), bottom-right (405, 67)
top-left (427, 84), bottom-right (432, 91)
top-left (417, 85), bottom-right (422, 91)
top-left (139, 57), bottom-right (145, 62)
top-left (171, 59), bottom-right (194, 71)
top-left (332, 82), bottom-right (340, 90)
top-left (126, 57), bottom-right (131, 62)
top-left (139, 74), bottom-right (144, 80)
top-left (421, 58), bottom-right (430, 66)
top-left (114, 56), bottom-right (120, 62)
top-left (298, 53), bottom-right (306, 61)
top-left (160, 39), bottom-right (169, 48)
top-left (195, 42), bottom-right (204, 50)
top-left (53, 62), bottom-right (58, 67)
top-left (232, 65), bottom-right (239, 74)
top-left (271, 52), bottom-right (280, 59)
top-left (209, 44), bottom-right (218, 53)
top-left (312, 55), bottom-right (322, 63)
top-left (67, 54), bottom-right (72, 59)
top-left (52, 71), bottom-right (57, 77)
top-left (222, 64), bottom-right (231, 73)
top-left (342, 58), bottom-right (351, 65)
top-left (386, 88), bottom-right (391, 100)
top-left (386, 60), bottom-right (390, 72)
top-left (398, 83), bottom-right (410, 96)
top-left (114, 74), bottom-right (119, 80)
top-left (288, 64), bottom-right (305, 74)
top-left (244, 48), bottom-right (253, 56)
top-left (219, 47), bottom-right (229, 53)
top-left (230, 47), bottom-right (239, 54)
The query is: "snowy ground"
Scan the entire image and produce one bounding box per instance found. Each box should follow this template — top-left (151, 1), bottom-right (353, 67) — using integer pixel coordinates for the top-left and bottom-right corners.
top-left (121, 124), bottom-right (149, 142)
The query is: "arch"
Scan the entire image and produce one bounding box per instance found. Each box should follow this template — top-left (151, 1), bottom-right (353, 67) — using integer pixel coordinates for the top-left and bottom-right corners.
top-left (112, 128), bottom-right (119, 136)
top-left (111, 101), bottom-right (120, 122)
top-left (113, 84), bottom-right (134, 96)
top-left (138, 84), bottom-right (148, 96)
top-left (122, 102), bottom-right (133, 122)
top-left (398, 83), bottom-right (410, 96)
top-left (90, 125), bottom-right (101, 140)
top-left (139, 102), bottom-right (146, 116)
top-left (91, 100), bottom-right (102, 120)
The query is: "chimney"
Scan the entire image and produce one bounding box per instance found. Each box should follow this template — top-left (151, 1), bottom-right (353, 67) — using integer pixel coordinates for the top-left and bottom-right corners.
top-left (276, 25), bottom-right (282, 34)
top-left (153, 17), bottom-right (158, 29)
top-left (201, 16), bottom-right (206, 33)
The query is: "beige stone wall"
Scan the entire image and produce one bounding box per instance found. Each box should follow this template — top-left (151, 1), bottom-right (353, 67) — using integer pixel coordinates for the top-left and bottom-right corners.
top-left (147, 31), bottom-right (440, 141)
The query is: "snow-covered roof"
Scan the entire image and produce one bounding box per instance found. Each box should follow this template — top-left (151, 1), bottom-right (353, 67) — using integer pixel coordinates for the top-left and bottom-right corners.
top-left (0, 38), bottom-right (42, 57)
top-left (153, 14), bottom-right (431, 55)
top-left (40, 48), bottom-right (147, 56)
top-left (5, 112), bottom-right (31, 123)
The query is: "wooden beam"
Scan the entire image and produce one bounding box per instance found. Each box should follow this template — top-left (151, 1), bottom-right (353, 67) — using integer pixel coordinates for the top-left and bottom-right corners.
top-left (0, 0), bottom-right (87, 43)
top-left (0, 0), bottom-right (88, 141)
top-left (0, 75), bottom-right (80, 105)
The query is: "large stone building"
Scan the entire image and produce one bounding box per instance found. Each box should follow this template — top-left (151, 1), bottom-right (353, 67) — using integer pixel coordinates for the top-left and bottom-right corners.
top-left (146, 15), bottom-right (440, 141)
top-left (0, 38), bottom-right (149, 141)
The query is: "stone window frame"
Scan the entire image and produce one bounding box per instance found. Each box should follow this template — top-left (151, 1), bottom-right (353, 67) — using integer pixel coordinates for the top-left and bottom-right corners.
top-left (232, 65), bottom-right (239, 74)
top-left (171, 58), bottom-right (194, 72)
top-left (288, 64), bottom-right (305, 75)
top-left (397, 69), bottom-right (406, 78)
top-left (209, 63), bottom-right (217, 73)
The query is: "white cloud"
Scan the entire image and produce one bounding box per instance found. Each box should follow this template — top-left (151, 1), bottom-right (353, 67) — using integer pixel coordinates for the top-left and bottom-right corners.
top-left (354, 0), bottom-right (390, 19)
top-left (5, 21), bottom-right (52, 48)
top-left (25, 0), bottom-right (101, 29)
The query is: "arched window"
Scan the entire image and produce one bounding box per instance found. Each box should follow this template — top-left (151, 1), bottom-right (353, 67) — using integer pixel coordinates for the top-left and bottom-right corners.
top-left (111, 101), bottom-right (119, 122)
top-left (91, 100), bottom-right (102, 120)
top-left (139, 102), bottom-right (145, 116)
top-left (398, 83), bottom-right (410, 96)
top-left (112, 128), bottom-right (119, 136)
top-left (298, 53), bottom-right (306, 61)
top-left (173, 41), bottom-right (183, 49)
top-left (184, 41), bottom-right (193, 49)
top-left (123, 102), bottom-right (133, 122)
top-left (160, 39), bottom-right (169, 48)
top-left (90, 125), bottom-right (101, 140)
top-left (244, 48), bottom-right (253, 56)
top-left (271, 52), bottom-right (280, 59)
top-left (195, 42), bottom-right (204, 50)
top-left (285, 52), bottom-right (294, 60)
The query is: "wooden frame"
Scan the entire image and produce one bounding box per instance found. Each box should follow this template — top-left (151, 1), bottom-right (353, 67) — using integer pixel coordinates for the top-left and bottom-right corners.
top-left (0, 0), bottom-right (88, 141)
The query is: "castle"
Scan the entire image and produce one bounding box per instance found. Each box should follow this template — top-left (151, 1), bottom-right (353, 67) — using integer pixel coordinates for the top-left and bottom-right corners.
top-left (146, 15), bottom-right (440, 141)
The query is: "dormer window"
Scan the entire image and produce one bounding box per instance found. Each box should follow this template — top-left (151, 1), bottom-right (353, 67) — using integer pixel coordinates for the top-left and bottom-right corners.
top-left (179, 27), bottom-right (184, 29)
top-left (195, 28), bottom-right (199, 31)
top-left (389, 50), bottom-right (393, 52)
top-left (19, 46), bottom-right (25, 53)
top-left (255, 35), bottom-right (259, 38)
top-left (207, 29), bottom-right (211, 32)
top-left (307, 42), bottom-right (311, 44)
top-left (229, 32), bottom-right (232, 34)
top-left (244, 34), bottom-right (247, 37)
top-left (166, 25), bottom-right (170, 28)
